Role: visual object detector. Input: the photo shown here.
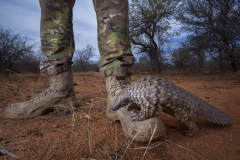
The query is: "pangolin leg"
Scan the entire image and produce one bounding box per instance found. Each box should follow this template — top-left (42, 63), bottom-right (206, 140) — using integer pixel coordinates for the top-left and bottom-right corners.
top-left (173, 109), bottom-right (198, 136)
top-left (131, 105), bottom-right (148, 121)
top-left (131, 110), bottom-right (141, 121)
top-left (181, 120), bottom-right (199, 137)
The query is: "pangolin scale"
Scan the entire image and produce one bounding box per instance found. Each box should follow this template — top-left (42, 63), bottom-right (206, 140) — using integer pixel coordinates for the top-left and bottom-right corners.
top-left (112, 75), bottom-right (233, 136)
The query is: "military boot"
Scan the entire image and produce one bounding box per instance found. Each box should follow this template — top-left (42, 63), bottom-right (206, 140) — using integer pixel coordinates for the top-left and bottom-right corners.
top-left (106, 76), bottom-right (166, 142)
top-left (5, 68), bottom-right (76, 119)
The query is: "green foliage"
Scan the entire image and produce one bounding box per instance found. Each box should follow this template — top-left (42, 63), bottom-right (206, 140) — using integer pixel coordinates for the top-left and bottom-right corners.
top-left (176, 0), bottom-right (240, 72)
top-left (129, 0), bottom-right (180, 73)
top-left (171, 47), bottom-right (195, 72)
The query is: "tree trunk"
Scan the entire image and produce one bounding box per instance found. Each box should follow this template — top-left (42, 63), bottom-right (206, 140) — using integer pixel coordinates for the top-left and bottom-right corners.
top-left (228, 51), bottom-right (238, 72)
top-left (152, 47), bottom-right (161, 73)
top-left (198, 57), bottom-right (202, 73)
top-left (219, 50), bottom-right (224, 73)
top-left (154, 58), bottom-right (161, 73)
top-left (151, 41), bottom-right (161, 73)
top-left (224, 41), bottom-right (238, 72)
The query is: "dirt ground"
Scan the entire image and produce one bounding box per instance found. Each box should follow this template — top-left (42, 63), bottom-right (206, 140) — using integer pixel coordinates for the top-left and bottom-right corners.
top-left (0, 72), bottom-right (240, 160)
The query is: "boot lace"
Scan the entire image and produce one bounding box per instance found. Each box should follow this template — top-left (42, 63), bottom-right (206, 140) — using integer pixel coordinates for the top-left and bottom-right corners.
top-left (30, 77), bottom-right (60, 103)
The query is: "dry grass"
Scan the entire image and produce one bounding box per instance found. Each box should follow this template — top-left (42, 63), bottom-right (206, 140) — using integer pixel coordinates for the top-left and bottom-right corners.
top-left (1, 71), bottom-right (239, 159)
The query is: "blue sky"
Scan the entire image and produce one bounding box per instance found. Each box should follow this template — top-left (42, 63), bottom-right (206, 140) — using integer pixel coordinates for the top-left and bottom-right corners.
top-left (0, 0), bottom-right (99, 58)
top-left (0, 0), bottom-right (185, 62)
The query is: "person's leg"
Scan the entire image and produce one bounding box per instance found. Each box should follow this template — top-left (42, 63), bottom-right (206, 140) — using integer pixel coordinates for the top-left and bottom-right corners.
top-left (93, 0), bottom-right (135, 77)
top-left (39, 0), bottom-right (75, 74)
top-left (5, 0), bottom-right (76, 119)
top-left (92, 0), bottom-right (134, 117)
top-left (92, 0), bottom-right (166, 142)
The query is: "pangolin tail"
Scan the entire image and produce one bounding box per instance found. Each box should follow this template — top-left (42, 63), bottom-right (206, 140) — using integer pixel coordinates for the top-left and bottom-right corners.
top-left (198, 102), bottom-right (233, 125)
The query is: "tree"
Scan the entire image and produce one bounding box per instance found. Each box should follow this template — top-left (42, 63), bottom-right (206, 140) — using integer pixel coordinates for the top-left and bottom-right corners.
top-left (182, 34), bottom-right (210, 73)
top-left (134, 54), bottom-right (153, 72)
top-left (129, 0), bottom-right (180, 73)
top-left (171, 47), bottom-right (195, 72)
top-left (0, 26), bottom-right (35, 71)
top-left (73, 44), bottom-right (96, 72)
top-left (177, 0), bottom-right (240, 72)
top-left (15, 49), bottom-right (47, 73)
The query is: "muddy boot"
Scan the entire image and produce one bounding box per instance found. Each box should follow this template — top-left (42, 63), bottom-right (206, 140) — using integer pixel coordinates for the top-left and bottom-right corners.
top-left (5, 68), bottom-right (76, 119)
top-left (106, 76), bottom-right (166, 142)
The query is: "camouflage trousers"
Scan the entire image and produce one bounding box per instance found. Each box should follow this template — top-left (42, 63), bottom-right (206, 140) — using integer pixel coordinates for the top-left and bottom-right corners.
top-left (39, 0), bottom-right (135, 77)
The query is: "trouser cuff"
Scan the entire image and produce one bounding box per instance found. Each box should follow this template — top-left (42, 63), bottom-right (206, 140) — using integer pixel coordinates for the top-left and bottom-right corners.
top-left (40, 60), bottom-right (72, 77)
top-left (99, 66), bottom-right (133, 78)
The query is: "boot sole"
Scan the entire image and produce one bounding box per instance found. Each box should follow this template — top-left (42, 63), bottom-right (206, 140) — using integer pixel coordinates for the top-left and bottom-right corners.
top-left (112, 107), bottom-right (166, 142)
top-left (6, 95), bottom-right (76, 119)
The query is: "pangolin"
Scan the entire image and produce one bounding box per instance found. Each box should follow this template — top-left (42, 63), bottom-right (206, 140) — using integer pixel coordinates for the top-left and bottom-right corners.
top-left (112, 75), bottom-right (233, 136)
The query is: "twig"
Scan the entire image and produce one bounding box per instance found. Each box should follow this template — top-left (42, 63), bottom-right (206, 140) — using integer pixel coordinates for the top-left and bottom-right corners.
top-left (0, 69), bottom-right (25, 79)
top-left (128, 141), bottom-right (166, 150)
top-left (87, 98), bottom-right (94, 153)
top-left (70, 98), bottom-right (76, 127)
top-left (128, 139), bottom-right (208, 159)
top-left (0, 149), bottom-right (18, 159)
top-left (165, 140), bottom-right (208, 160)
top-left (87, 115), bottom-right (92, 153)
top-left (2, 83), bottom-right (18, 88)
top-left (38, 140), bottom-right (52, 160)
top-left (88, 98), bottom-right (94, 116)
top-left (121, 129), bottom-right (141, 160)
top-left (83, 113), bottom-right (92, 120)
top-left (142, 118), bottom-right (158, 160)
top-left (0, 140), bottom-right (28, 147)
top-left (115, 123), bottom-right (118, 160)
top-left (77, 107), bottom-right (104, 112)
top-left (3, 83), bottom-right (25, 97)
top-left (125, 137), bottom-right (208, 160)
top-left (43, 128), bottom-right (67, 134)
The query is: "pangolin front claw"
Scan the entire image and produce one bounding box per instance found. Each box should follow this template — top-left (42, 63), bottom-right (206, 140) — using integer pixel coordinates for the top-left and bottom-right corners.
top-left (131, 110), bottom-right (141, 121)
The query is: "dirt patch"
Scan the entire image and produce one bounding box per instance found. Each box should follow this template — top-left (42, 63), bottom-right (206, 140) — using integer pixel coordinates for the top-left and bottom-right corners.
top-left (0, 72), bottom-right (240, 159)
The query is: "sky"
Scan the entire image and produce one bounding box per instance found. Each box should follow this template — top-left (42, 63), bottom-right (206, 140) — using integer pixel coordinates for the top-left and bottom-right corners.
top-left (0, 0), bottom-right (185, 62)
top-left (0, 0), bottom-right (99, 59)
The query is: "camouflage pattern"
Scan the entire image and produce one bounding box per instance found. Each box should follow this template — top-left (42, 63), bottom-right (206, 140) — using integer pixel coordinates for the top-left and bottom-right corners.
top-left (39, 0), bottom-right (75, 75)
top-left (92, 0), bottom-right (135, 77)
top-left (39, 0), bottom-right (135, 77)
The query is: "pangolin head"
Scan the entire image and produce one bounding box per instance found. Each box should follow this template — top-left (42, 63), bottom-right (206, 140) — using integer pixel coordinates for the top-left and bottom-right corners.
top-left (112, 94), bottom-right (130, 111)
